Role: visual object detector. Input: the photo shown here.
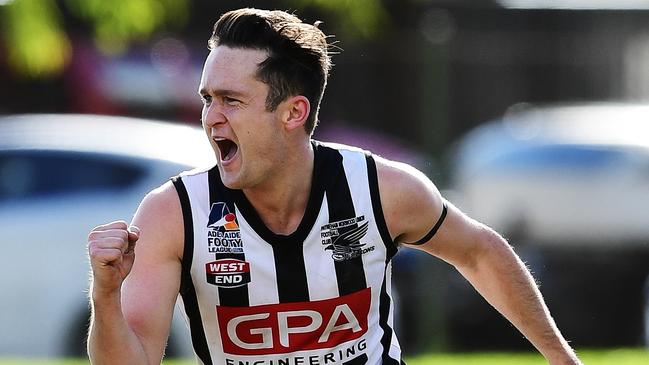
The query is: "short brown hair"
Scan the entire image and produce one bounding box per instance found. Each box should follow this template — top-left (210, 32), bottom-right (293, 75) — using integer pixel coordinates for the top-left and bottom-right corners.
top-left (209, 8), bottom-right (332, 134)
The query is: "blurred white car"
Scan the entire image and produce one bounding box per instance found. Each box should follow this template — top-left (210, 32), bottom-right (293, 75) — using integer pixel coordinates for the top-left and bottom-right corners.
top-left (0, 114), bottom-right (214, 357)
top-left (452, 103), bottom-right (649, 246)
top-left (447, 103), bottom-right (649, 348)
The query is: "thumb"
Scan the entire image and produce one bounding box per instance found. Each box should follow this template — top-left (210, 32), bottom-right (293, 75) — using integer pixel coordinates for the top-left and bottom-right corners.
top-left (128, 225), bottom-right (140, 241)
top-left (126, 225), bottom-right (140, 254)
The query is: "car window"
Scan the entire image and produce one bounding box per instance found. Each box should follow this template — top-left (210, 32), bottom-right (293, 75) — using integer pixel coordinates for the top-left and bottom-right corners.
top-left (489, 144), bottom-right (626, 170)
top-left (0, 150), bottom-right (146, 202)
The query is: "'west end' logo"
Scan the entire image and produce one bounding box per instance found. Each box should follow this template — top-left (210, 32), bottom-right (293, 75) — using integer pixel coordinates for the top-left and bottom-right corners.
top-left (206, 258), bottom-right (251, 288)
top-left (207, 202), bottom-right (243, 254)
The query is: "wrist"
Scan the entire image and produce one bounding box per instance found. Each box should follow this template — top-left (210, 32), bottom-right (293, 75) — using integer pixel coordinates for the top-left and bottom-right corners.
top-left (90, 284), bottom-right (122, 306)
top-left (546, 351), bottom-right (582, 365)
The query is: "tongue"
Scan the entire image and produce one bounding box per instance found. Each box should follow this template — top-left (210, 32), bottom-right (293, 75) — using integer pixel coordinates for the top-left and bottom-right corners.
top-left (223, 143), bottom-right (238, 161)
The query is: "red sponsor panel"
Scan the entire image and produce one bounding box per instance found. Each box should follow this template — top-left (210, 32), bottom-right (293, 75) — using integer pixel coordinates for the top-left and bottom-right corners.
top-left (216, 287), bottom-right (371, 355)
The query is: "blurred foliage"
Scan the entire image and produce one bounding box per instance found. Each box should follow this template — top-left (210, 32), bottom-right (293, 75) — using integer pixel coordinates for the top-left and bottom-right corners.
top-left (0, 0), bottom-right (390, 79)
top-left (1, 0), bottom-right (72, 78)
top-left (283, 0), bottom-right (391, 39)
top-left (65, 0), bottom-right (189, 54)
top-left (0, 0), bottom-right (189, 78)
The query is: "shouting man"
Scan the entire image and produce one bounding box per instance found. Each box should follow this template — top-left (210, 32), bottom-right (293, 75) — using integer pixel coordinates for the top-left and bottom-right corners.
top-left (87, 8), bottom-right (583, 365)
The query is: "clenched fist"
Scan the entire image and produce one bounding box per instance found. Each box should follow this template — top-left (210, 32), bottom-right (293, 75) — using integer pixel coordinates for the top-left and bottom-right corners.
top-left (88, 221), bottom-right (140, 296)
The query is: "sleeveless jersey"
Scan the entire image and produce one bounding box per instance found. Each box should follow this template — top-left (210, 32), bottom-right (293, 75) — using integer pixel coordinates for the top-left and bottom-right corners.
top-left (171, 141), bottom-right (403, 365)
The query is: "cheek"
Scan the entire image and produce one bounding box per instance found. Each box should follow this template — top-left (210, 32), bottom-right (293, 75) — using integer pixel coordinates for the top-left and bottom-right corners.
top-left (202, 123), bottom-right (211, 140)
top-left (221, 104), bottom-right (241, 119)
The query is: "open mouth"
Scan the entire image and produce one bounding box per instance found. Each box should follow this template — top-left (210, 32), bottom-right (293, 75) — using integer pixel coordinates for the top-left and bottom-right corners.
top-left (214, 138), bottom-right (239, 162)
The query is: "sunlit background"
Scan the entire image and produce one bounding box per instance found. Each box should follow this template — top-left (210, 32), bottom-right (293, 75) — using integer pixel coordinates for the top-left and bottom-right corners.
top-left (1, 0), bottom-right (649, 362)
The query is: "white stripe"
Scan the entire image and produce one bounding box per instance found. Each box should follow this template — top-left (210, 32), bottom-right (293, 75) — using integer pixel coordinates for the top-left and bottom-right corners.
top-left (236, 205), bottom-right (280, 306)
top-left (303, 195), bottom-right (340, 300)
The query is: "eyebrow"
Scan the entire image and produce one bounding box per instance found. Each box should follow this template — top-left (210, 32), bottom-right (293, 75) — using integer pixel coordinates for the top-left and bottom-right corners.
top-left (198, 87), bottom-right (247, 98)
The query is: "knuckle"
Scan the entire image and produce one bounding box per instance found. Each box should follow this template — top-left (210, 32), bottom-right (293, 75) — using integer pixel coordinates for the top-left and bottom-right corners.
top-left (88, 230), bottom-right (101, 241)
top-left (92, 220), bottom-right (128, 232)
top-left (88, 245), bottom-right (101, 259)
top-left (112, 220), bottom-right (129, 230)
top-left (88, 228), bottom-right (129, 243)
top-left (87, 239), bottom-right (99, 251)
top-left (118, 229), bottom-right (129, 241)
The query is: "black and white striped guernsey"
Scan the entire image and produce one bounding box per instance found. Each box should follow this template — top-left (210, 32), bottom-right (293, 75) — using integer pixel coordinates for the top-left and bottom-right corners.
top-left (171, 141), bottom-right (404, 365)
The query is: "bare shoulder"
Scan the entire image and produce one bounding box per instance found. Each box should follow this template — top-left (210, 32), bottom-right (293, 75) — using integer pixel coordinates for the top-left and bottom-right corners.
top-left (119, 181), bottom-right (185, 361)
top-left (130, 180), bottom-right (184, 261)
top-left (373, 155), bottom-right (445, 244)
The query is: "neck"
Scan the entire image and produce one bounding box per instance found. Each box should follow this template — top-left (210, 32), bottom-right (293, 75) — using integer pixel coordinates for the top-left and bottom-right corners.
top-left (242, 139), bottom-right (314, 235)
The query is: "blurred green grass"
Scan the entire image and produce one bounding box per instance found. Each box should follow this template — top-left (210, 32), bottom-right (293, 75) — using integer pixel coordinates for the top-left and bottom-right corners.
top-left (1, 349), bottom-right (648, 365)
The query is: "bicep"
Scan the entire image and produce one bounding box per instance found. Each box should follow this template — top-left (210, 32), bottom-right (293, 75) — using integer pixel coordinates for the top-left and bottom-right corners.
top-left (407, 201), bottom-right (495, 270)
top-left (376, 157), bottom-right (446, 245)
top-left (121, 183), bottom-right (184, 362)
top-left (375, 157), bottom-right (492, 268)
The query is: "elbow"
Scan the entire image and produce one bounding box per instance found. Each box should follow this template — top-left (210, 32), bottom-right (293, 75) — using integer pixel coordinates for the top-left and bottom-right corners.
top-left (456, 225), bottom-right (511, 273)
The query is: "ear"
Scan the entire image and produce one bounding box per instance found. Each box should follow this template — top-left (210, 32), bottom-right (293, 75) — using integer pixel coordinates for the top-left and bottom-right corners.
top-left (282, 95), bottom-right (310, 132)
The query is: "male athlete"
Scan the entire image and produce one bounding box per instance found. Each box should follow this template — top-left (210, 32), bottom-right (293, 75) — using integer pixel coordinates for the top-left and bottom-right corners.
top-left (87, 8), bottom-right (583, 365)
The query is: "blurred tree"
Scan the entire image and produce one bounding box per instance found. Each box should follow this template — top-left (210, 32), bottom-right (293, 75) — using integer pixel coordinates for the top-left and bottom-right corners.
top-left (283, 0), bottom-right (391, 39)
top-left (65, 0), bottom-right (189, 54)
top-left (0, 0), bottom-right (189, 78)
top-left (1, 0), bottom-right (72, 78)
top-left (0, 0), bottom-right (393, 79)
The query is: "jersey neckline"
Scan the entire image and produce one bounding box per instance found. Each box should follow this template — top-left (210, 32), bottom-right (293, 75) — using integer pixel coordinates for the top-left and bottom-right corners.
top-left (228, 140), bottom-right (327, 247)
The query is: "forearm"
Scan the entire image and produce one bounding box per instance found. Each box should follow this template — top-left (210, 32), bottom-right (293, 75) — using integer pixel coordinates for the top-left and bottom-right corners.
top-left (88, 289), bottom-right (150, 365)
top-left (456, 231), bottom-right (581, 364)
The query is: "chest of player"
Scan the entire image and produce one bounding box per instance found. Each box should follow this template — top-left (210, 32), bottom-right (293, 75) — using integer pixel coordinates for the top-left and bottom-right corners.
top-left (193, 202), bottom-right (388, 303)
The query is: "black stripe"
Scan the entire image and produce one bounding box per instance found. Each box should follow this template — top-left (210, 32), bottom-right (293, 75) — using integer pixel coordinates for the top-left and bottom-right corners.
top-left (322, 146), bottom-right (367, 296)
top-left (378, 266), bottom-right (400, 365)
top-left (343, 353), bottom-right (368, 365)
top-left (366, 155), bottom-right (398, 260)
top-left (171, 176), bottom-right (213, 365)
top-left (407, 202), bottom-right (448, 245)
top-left (272, 241), bottom-right (310, 302)
top-left (208, 167), bottom-right (249, 307)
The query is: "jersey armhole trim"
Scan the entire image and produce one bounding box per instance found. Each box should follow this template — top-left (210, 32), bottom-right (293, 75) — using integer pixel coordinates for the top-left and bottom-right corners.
top-left (365, 154), bottom-right (398, 260)
top-left (170, 175), bottom-right (214, 365)
top-left (405, 202), bottom-right (448, 245)
top-left (171, 176), bottom-right (194, 288)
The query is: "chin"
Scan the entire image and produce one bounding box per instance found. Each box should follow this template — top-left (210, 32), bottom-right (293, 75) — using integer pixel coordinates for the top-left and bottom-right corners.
top-left (219, 173), bottom-right (241, 189)
top-left (218, 168), bottom-right (245, 190)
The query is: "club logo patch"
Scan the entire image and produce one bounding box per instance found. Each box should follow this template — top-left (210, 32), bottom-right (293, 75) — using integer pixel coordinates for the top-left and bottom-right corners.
top-left (207, 202), bottom-right (243, 254)
top-left (206, 258), bottom-right (251, 287)
top-left (321, 215), bottom-right (375, 262)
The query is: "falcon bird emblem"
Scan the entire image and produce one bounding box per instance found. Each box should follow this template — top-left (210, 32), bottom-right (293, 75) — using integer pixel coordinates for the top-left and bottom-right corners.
top-left (325, 222), bottom-right (369, 261)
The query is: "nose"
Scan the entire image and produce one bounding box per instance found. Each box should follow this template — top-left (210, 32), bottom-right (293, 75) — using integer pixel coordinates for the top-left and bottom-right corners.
top-left (202, 103), bottom-right (227, 128)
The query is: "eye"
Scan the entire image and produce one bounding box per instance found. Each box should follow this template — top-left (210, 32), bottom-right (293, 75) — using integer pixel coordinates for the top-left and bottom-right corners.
top-left (201, 94), bottom-right (212, 105)
top-left (222, 96), bottom-right (240, 106)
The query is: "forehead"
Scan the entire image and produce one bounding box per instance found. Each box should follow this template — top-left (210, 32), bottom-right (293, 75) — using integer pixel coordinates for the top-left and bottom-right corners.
top-left (200, 46), bottom-right (268, 92)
